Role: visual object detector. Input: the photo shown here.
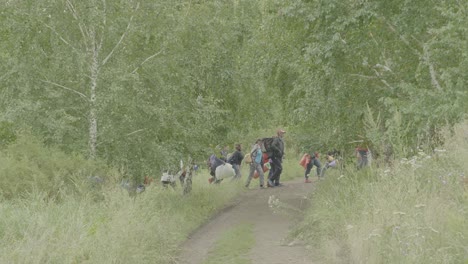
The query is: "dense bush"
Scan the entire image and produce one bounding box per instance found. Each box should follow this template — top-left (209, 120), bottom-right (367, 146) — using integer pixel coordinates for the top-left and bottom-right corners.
top-left (0, 133), bottom-right (115, 200)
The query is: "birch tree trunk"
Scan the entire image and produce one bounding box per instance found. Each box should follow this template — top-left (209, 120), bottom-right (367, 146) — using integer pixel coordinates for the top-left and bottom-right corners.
top-left (65, 0), bottom-right (102, 159)
top-left (183, 157), bottom-right (194, 195)
top-left (88, 35), bottom-right (100, 159)
top-left (66, 0), bottom-right (134, 159)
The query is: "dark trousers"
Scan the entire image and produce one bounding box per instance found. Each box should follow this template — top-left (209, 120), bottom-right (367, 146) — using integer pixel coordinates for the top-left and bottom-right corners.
top-left (269, 156), bottom-right (283, 185)
top-left (305, 158), bottom-right (321, 178)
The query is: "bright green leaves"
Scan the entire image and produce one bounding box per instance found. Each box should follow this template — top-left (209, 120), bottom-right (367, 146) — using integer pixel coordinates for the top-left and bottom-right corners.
top-left (281, 0), bottom-right (467, 154)
top-left (1, 0), bottom-right (465, 179)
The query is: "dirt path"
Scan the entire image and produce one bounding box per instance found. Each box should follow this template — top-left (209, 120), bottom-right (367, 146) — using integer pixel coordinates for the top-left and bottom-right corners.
top-left (176, 177), bottom-right (316, 264)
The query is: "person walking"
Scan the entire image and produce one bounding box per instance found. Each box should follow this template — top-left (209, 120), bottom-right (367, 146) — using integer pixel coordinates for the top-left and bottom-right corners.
top-left (227, 143), bottom-right (244, 180)
top-left (268, 129), bottom-right (286, 187)
top-left (245, 139), bottom-right (265, 189)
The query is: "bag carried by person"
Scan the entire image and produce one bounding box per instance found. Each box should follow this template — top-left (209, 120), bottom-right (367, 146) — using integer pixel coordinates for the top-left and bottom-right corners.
top-left (244, 153), bottom-right (252, 164)
top-left (215, 163), bottom-right (236, 179)
top-left (253, 163), bottom-right (270, 179)
top-left (161, 172), bottom-right (175, 183)
top-left (260, 137), bottom-right (275, 156)
top-left (299, 154), bottom-right (311, 169)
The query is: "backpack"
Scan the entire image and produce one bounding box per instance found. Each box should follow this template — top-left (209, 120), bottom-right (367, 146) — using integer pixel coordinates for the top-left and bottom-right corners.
top-left (260, 137), bottom-right (275, 156)
top-left (244, 153), bottom-right (252, 164)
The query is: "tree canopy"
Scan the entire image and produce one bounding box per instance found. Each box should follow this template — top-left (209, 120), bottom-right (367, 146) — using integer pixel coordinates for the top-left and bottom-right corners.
top-left (1, 0), bottom-right (466, 179)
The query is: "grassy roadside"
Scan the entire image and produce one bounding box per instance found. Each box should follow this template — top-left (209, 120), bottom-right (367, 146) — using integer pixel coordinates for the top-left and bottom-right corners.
top-left (0, 134), bottom-right (305, 264)
top-left (294, 122), bottom-right (468, 263)
top-left (0, 170), bottom-right (245, 264)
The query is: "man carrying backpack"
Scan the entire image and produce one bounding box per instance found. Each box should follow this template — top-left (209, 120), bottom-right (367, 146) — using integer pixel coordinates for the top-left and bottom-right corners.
top-left (268, 129), bottom-right (286, 187)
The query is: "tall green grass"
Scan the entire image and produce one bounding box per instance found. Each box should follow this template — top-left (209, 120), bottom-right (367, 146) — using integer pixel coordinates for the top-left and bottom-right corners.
top-left (295, 122), bottom-right (468, 263)
top-left (0, 131), bottom-right (310, 263)
top-left (0, 173), bottom-right (243, 263)
top-left (0, 133), bottom-right (246, 263)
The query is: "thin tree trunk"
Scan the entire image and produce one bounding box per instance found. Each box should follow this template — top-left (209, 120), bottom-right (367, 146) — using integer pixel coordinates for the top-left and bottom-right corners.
top-left (183, 157), bottom-right (194, 195)
top-left (89, 37), bottom-right (100, 159)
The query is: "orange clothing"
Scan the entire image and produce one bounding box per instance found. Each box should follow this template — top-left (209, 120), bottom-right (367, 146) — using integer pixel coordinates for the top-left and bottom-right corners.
top-left (299, 154), bottom-right (311, 169)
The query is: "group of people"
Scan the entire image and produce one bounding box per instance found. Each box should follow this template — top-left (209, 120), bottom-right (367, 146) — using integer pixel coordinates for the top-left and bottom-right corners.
top-left (207, 129), bottom-right (287, 189)
top-left (300, 150), bottom-right (338, 182)
top-left (299, 145), bottom-right (371, 182)
top-left (207, 143), bottom-right (244, 184)
top-left (245, 129), bottom-right (286, 189)
top-left (206, 129), bottom-right (371, 188)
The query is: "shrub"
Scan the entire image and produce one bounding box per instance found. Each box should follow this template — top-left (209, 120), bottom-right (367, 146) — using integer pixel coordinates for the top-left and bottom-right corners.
top-left (0, 133), bottom-right (114, 200)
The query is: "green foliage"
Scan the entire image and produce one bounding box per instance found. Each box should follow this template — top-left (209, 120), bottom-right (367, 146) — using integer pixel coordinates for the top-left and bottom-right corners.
top-left (295, 121), bottom-right (468, 263)
top-left (0, 132), bottom-right (113, 200)
top-left (1, 0), bottom-right (465, 176)
top-left (0, 170), bottom-right (243, 264)
top-left (1, 0), bottom-right (466, 262)
top-left (0, 121), bottom-right (16, 147)
top-left (363, 104), bottom-right (411, 161)
top-left (283, 0), bottom-right (467, 152)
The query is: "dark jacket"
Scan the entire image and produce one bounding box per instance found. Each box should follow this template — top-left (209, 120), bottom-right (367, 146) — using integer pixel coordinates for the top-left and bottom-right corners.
top-left (208, 154), bottom-right (225, 176)
top-left (271, 137), bottom-right (284, 158)
top-left (227, 150), bottom-right (244, 165)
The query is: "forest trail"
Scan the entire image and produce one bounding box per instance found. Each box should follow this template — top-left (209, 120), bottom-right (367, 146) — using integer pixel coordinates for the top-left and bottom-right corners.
top-left (175, 177), bottom-right (317, 264)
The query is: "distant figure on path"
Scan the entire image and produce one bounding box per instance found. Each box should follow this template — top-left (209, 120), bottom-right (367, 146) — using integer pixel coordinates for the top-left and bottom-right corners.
top-left (227, 144), bottom-right (244, 180)
top-left (269, 129), bottom-right (286, 187)
top-left (245, 139), bottom-right (265, 189)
